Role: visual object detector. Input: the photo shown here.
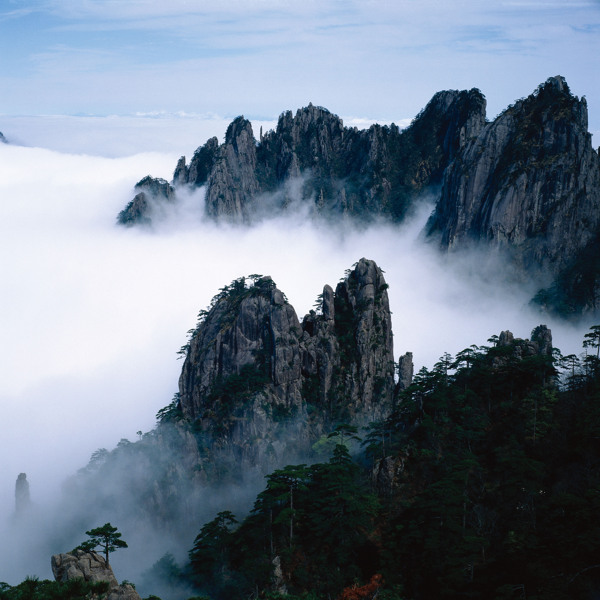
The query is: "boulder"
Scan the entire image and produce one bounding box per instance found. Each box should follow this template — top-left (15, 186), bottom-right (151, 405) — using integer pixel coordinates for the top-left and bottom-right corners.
top-left (51, 550), bottom-right (141, 600)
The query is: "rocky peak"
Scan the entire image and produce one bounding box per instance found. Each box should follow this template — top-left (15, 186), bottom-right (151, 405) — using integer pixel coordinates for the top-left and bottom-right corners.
top-left (175, 258), bottom-right (400, 465)
top-left (51, 550), bottom-right (141, 600)
top-left (396, 352), bottom-right (414, 392)
top-left (14, 473), bottom-right (30, 515)
top-left (0, 131), bottom-right (7, 144)
top-left (301, 258), bottom-right (396, 427)
top-left (178, 275), bottom-right (303, 424)
top-left (116, 176), bottom-right (175, 226)
top-left (204, 117), bottom-right (260, 221)
top-left (186, 136), bottom-right (220, 186)
top-left (225, 116), bottom-right (254, 148)
top-left (428, 75), bottom-right (600, 296)
top-left (495, 325), bottom-right (554, 364)
top-left (117, 89), bottom-right (488, 225)
top-left (60, 259), bottom-right (407, 537)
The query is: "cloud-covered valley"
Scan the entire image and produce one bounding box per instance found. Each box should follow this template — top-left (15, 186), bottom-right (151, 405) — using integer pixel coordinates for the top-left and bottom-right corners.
top-left (0, 120), bottom-right (593, 584)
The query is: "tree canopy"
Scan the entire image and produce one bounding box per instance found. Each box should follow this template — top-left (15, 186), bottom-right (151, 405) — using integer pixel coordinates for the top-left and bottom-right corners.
top-left (79, 523), bottom-right (128, 565)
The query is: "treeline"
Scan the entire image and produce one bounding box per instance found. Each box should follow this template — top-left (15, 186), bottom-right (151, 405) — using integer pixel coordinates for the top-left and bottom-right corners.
top-left (146, 325), bottom-right (600, 600)
top-left (7, 327), bottom-right (600, 600)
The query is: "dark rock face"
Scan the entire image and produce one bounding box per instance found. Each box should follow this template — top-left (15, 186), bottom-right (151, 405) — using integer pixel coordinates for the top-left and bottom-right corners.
top-left (178, 275), bottom-right (307, 467)
top-left (396, 352), bottom-right (414, 392)
top-left (59, 259), bottom-right (408, 537)
top-left (497, 324), bottom-right (553, 357)
top-left (118, 93), bottom-right (485, 225)
top-left (117, 176), bottom-right (176, 226)
top-left (115, 77), bottom-right (600, 316)
top-left (14, 473), bottom-right (30, 515)
top-left (300, 258), bottom-right (396, 428)
top-left (52, 550), bottom-right (141, 600)
top-left (204, 118), bottom-right (260, 220)
top-left (428, 77), bottom-right (600, 310)
top-left (492, 325), bottom-right (554, 369)
top-left (0, 131), bottom-right (7, 144)
top-left (178, 258), bottom-right (397, 461)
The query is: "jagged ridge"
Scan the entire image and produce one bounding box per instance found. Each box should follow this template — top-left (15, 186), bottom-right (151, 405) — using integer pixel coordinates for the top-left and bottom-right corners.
top-left (64, 258), bottom-right (406, 533)
top-left (116, 77), bottom-right (600, 317)
top-left (117, 92), bottom-right (485, 225)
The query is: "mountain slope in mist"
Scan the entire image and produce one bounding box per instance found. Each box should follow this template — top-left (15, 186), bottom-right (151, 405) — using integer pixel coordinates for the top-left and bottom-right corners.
top-left (428, 76), bottom-right (600, 317)
top-left (60, 259), bottom-right (398, 540)
top-left (118, 91), bottom-right (486, 225)
top-left (118, 76), bottom-right (600, 317)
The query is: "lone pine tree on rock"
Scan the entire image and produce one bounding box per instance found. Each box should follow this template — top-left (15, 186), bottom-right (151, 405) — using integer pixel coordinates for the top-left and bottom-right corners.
top-left (79, 523), bottom-right (128, 565)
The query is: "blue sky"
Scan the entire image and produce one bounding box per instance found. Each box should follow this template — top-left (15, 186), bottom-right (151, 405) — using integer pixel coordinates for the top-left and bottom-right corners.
top-left (1, 1), bottom-right (599, 581)
top-left (1, 0), bottom-right (599, 134)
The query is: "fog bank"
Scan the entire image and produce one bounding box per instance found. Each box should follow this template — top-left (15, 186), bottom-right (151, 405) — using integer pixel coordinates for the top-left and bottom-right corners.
top-left (0, 122), bottom-right (593, 585)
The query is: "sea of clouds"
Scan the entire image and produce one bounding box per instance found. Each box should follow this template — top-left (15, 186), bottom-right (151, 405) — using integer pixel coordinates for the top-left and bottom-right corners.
top-left (0, 115), bottom-right (592, 584)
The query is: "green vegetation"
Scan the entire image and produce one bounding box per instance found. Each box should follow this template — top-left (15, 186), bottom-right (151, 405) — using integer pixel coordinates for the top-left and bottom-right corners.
top-left (0, 577), bottom-right (109, 600)
top-left (178, 326), bottom-right (600, 600)
top-left (187, 440), bottom-right (378, 599)
top-left (78, 523), bottom-right (127, 565)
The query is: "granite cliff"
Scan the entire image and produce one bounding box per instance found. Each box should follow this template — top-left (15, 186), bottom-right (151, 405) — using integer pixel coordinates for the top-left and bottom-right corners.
top-left (427, 76), bottom-right (600, 315)
top-left (64, 258), bottom-right (407, 533)
top-left (117, 91), bottom-right (485, 225)
top-left (177, 257), bottom-right (397, 466)
top-left (117, 77), bottom-right (600, 316)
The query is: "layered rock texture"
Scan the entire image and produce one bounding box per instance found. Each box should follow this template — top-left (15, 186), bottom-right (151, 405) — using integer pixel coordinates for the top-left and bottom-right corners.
top-left (117, 77), bottom-right (600, 316)
top-left (52, 550), bottom-right (141, 600)
top-left (118, 92), bottom-right (485, 225)
top-left (117, 176), bottom-right (175, 226)
top-left (65, 259), bottom-right (404, 533)
top-left (178, 258), bottom-right (397, 461)
top-left (427, 76), bottom-right (600, 315)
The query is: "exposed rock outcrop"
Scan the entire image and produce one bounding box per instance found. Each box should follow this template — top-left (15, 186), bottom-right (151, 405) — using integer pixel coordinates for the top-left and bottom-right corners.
top-left (178, 274), bottom-right (307, 467)
top-left (204, 117), bottom-right (261, 220)
top-left (300, 258), bottom-right (396, 428)
top-left (427, 76), bottom-right (600, 313)
top-left (178, 257), bottom-right (398, 462)
top-left (51, 550), bottom-right (141, 600)
top-left (117, 176), bottom-right (176, 226)
top-left (62, 258), bottom-right (407, 535)
top-left (495, 324), bottom-right (553, 362)
top-left (396, 352), bottom-right (414, 393)
top-left (0, 131), bottom-right (7, 144)
top-left (119, 92), bottom-right (485, 225)
top-left (14, 473), bottom-right (30, 515)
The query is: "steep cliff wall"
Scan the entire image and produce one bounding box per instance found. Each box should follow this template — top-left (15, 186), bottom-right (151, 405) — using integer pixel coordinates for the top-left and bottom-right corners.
top-left (118, 91), bottom-right (485, 225)
top-left (178, 258), bottom-right (397, 456)
top-left (63, 259), bottom-right (405, 533)
top-left (301, 258), bottom-right (395, 428)
top-left (428, 76), bottom-right (600, 282)
top-left (178, 275), bottom-right (307, 466)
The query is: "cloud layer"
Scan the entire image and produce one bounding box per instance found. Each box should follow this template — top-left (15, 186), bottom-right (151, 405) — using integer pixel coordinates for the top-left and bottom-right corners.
top-left (0, 118), bottom-right (594, 584)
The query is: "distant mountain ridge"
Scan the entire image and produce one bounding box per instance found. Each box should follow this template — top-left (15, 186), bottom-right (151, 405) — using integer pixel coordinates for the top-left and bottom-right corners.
top-left (117, 77), bottom-right (600, 316)
top-left (118, 91), bottom-right (485, 225)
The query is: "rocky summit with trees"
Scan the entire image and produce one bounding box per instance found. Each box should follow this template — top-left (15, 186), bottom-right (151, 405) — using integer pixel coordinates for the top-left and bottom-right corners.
top-left (10, 261), bottom-right (599, 600)
top-left (5, 76), bottom-right (600, 599)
